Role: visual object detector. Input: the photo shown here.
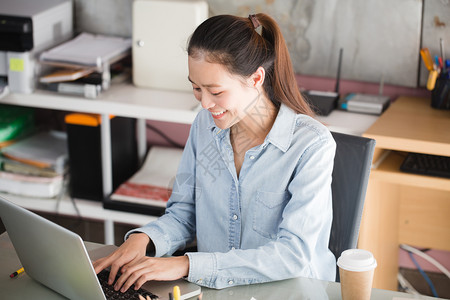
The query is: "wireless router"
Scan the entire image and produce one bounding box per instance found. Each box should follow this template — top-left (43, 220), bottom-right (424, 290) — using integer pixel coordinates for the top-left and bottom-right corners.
top-left (338, 74), bottom-right (391, 115)
top-left (303, 48), bottom-right (343, 116)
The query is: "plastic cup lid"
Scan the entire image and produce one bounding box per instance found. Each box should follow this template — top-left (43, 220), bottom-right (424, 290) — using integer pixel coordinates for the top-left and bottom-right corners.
top-left (337, 249), bottom-right (377, 272)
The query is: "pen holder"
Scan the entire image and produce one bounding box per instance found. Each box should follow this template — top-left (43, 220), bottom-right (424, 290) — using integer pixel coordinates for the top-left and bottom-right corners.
top-left (431, 73), bottom-right (450, 110)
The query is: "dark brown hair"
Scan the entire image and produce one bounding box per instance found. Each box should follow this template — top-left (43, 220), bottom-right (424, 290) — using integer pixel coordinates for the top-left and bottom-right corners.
top-left (187, 13), bottom-right (314, 116)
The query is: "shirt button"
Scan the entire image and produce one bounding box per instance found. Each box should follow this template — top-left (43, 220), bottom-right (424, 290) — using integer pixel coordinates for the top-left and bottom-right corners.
top-left (228, 280), bottom-right (234, 285)
top-left (232, 214), bottom-right (238, 220)
top-left (249, 155), bottom-right (255, 160)
top-left (231, 247), bottom-right (235, 250)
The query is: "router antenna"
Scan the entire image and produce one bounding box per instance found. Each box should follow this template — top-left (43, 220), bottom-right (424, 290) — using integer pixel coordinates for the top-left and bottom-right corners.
top-left (335, 48), bottom-right (343, 94)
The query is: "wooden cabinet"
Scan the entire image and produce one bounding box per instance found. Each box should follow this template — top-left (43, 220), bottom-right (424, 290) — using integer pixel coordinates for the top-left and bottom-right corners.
top-left (360, 96), bottom-right (450, 290)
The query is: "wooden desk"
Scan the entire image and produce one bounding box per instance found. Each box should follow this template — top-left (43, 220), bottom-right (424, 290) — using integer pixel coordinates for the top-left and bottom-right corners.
top-left (360, 96), bottom-right (450, 290)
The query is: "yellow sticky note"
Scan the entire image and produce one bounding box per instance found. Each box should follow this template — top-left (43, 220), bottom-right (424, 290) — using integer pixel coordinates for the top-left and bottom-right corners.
top-left (9, 58), bottom-right (24, 72)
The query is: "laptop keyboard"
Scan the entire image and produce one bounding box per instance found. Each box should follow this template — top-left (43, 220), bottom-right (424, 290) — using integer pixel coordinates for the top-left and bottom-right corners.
top-left (97, 270), bottom-right (158, 300)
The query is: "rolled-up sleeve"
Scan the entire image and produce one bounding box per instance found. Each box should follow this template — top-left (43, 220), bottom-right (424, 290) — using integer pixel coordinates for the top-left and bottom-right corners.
top-left (125, 117), bottom-right (200, 257)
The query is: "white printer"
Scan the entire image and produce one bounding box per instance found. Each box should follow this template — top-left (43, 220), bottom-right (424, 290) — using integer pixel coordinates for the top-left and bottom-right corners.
top-left (0, 0), bottom-right (73, 93)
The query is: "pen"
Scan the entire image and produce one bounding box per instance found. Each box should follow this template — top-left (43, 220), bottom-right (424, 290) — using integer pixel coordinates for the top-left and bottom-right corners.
top-left (435, 55), bottom-right (441, 71)
top-left (173, 285), bottom-right (180, 300)
top-left (9, 267), bottom-right (24, 278)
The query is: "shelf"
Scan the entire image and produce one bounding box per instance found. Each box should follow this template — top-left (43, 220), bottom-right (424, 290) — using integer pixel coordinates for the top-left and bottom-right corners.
top-left (0, 83), bottom-right (199, 124)
top-left (0, 84), bottom-right (198, 244)
top-left (370, 151), bottom-right (450, 192)
top-left (0, 192), bottom-right (156, 226)
top-left (363, 96), bottom-right (450, 157)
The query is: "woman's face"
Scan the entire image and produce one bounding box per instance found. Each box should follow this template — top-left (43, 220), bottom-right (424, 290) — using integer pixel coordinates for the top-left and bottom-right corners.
top-left (188, 55), bottom-right (264, 130)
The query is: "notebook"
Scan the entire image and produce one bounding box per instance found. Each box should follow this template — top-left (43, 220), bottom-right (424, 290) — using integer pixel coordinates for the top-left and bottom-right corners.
top-left (0, 195), bottom-right (201, 300)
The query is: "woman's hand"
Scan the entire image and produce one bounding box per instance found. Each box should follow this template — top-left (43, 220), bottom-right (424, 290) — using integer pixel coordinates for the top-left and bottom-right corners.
top-left (92, 233), bottom-right (150, 285)
top-left (92, 232), bottom-right (190, 293)
top-left (114, 255), bottom-right (190, 292)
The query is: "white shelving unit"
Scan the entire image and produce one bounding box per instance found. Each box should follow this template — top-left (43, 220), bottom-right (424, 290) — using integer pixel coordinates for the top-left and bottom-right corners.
top-left (0, 83), bottom-right (199, 244)
top-left (0, 83), bottom-right (199, 122)
top-left (0, 192), bottom-right (155, 227)
top-left (0, 83), bottom-right (378, 244)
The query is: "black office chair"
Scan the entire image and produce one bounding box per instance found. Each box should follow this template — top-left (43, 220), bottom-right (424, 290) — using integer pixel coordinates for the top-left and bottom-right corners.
top-left (328, 131), bottom-right (376, 282)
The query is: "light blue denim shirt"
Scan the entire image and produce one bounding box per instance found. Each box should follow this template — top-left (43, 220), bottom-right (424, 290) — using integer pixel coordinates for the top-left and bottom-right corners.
top-left (127, 103), bottom-right (336, 289)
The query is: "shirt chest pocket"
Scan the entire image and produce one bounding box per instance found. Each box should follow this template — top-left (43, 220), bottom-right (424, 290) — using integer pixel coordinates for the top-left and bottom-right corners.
top-left (252, 190), bottom-right (289, 239)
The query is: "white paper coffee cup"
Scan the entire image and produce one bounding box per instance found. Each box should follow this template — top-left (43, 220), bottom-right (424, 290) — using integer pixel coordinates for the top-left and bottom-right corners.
top-left (337, 249), bottom-right (377, 300)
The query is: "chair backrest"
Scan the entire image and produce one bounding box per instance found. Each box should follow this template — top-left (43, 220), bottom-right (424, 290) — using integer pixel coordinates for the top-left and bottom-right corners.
top-left (328, 131), bottom-right (376, 281)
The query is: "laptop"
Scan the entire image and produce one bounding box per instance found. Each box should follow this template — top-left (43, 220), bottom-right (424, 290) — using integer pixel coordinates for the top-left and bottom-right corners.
top-left (0, 196), bottom-right (201, 300)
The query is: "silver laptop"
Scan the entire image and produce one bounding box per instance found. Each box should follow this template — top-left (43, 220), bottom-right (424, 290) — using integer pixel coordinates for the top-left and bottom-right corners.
top-left (0, 196), bottom-right (201, 300)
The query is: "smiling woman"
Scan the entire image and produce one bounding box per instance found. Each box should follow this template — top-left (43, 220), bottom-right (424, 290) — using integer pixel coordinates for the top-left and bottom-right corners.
top-left (93, 13), bottom-right (337, 291)
top-left (187, 57), bottom-right (272, 132)
top-left (187, 14), bottom-right (314, 117)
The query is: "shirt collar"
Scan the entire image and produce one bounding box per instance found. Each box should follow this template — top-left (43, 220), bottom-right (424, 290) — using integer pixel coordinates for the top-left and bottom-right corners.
top-left (265, 103), bottom-right (296, 152)
top-left (205, 103), bottom-right (297, 152)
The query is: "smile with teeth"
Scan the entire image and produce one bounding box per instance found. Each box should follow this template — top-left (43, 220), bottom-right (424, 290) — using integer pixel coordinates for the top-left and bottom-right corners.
top-left (210, 110), bottom-right (226, 117)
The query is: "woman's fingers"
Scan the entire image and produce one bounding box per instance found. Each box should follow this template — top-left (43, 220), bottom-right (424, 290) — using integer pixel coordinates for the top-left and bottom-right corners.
top-left (117, 265), bottom-right (152, 292)
top-left (93, 233), bottom-right (150, 285)
top-left (113, 256), bottom-right (190, 292)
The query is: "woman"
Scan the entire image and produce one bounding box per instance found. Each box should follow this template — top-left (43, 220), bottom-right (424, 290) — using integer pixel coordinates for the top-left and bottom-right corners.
top-left (93, 13), bottom-right (336, 291)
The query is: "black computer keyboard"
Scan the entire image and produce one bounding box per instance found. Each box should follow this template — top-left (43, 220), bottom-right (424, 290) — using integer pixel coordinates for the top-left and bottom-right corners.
top-left (97, 270), bottom-right (158, 300)
top-left (400, 152), bottom-right (450, 179)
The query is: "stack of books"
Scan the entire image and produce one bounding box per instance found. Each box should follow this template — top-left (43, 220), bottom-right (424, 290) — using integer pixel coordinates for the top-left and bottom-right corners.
top-left (104, 146), bottom-right (184, 216)
top-left (38, 32), bottom-right (132, 99)
top-left (0, 131), bottom-right (68, 198)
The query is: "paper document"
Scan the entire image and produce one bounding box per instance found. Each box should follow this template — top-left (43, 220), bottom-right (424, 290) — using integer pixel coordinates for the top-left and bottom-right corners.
top-left (39, 68), bottom-right (95, 83)
top-left (110, 146), bottom-right (184, 207)
top-left (40, 33), bottom-right (131, 67)
top-left (0, 170), bottom-right (63, 198)
top-left (1, 131), bottom-right (68, 174)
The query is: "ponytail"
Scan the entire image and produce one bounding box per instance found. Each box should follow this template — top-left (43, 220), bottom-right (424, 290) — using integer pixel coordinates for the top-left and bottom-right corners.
top-left (256, 14), bottom-right (314, 116)
top-left (188, 13), bottom-right (314, 117)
